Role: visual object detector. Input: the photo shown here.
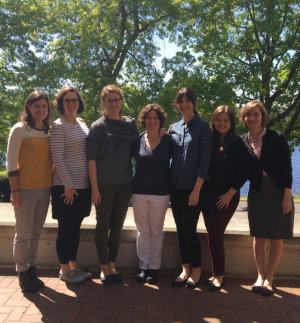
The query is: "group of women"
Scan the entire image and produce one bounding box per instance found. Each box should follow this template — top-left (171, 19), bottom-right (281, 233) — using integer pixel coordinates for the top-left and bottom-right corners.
top-left (6, 85), bottom-right (294, 297)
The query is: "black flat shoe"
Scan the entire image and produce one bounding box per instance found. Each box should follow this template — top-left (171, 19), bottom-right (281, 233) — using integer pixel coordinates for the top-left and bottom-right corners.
top-left (171, 279), bottom-right (188, 288)
top-left (209, 278), bottom-right (225, 291)
top-left (146, 269), bottom-right (158, 285)
top-left (204, 278), bottom-right (214, 286)
top-left (261, 286), bottom-right (274, 296)
top-left (111, 273), bottom-right (122, 284)
top-left (186, 278), bottom-right (200, 289)
top-left (136, 269), bottom-right (148, 283)
top-left (252, 284), bottom-right (263, 293)
top-left (100, 274), bottom-right (113, 285)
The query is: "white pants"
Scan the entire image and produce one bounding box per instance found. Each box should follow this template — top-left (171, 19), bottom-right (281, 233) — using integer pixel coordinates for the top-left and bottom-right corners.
top-left (132, 194), bottom-right (170, 270)
top-left (14, 188), bottom-right (51, 272)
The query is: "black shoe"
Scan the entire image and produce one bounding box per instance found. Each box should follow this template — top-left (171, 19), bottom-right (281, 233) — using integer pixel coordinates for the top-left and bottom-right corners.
top-left (204, 278), bottom-right (214, 286)
top-left (209, 278), bottom-right (225, 291)
top-left (18, 269), bottom-right (38, 293)
top-left (136, 269), bottom-right (148, 283)
top-left (171, 279), bottom-right (188, 288)
top-left (186, 277), bottom-right (200, 289)
top-left (100, 274), bottom-right (113, 285)
top-left (252, 284), bottom-right (263, 293)
top-left (111, 273), bottom-right (122, 284)
top-left (261, 286), bottom-right (274, 296)
top-left (29, 266), bottom-right (44, 289)
top-left (146, 270), bottom-right (158, 285)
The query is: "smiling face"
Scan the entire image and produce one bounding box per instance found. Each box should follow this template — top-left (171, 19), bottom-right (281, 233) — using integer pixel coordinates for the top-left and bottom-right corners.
top-left (145, 110), bottom-right (160, 133)
top-left (213, 112), bottom-right (231, 135)
top-left (27, 99), bottom-right (49, 126)
top-left (244, 106), bottom-right (263, 131)
top-left (62, 91), bottom-right (79, 116)
top-left (103, 92), bottom-right (122, 119)
top-left (177, 94), bottom-right (195, 119)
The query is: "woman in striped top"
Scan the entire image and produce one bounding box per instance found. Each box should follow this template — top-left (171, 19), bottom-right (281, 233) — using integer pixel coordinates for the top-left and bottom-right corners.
top-left (6, 91), bottom-right (52, 293)
top-left (50, 87), bottom-right (91, 284)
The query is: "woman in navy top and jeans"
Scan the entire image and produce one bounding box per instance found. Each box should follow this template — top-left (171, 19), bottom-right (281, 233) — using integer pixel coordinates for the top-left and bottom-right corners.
top-left (169, 87), bottom-right (212, 288)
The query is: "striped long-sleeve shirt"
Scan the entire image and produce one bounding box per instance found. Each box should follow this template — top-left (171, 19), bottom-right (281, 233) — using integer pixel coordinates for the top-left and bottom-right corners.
top-left (50, 119), bottom-right (89, 190)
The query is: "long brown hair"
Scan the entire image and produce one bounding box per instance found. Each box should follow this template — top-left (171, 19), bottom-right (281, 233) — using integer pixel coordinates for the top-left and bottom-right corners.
top-left (174, 87), bottom-right (201, 116)
top-left (20, 91), bottom-right (51, 133)
top-left (210, 105), bottom-right (236, 151)
top-left (100, 85), bottom-right (123, 116)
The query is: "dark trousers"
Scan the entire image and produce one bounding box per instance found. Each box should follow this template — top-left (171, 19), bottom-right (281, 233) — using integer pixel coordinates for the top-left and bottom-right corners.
top-left (95, 181), bottom-right (133, 265)
top-left (202, 191), bottom-right (240, 276)
top-left (56, 216), bottom-right (84, 265)
top-left (170, 185), bottom-right (204, 268)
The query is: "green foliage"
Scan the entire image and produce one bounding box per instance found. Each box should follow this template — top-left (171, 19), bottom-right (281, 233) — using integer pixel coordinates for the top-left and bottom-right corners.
top-left (0, 168), bottom-right (8, 181)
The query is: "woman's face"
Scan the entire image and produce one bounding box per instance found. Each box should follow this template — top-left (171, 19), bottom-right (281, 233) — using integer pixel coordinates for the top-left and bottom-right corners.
top-left (177, 94), bottom-right (194, 119)
top-left (145, 110), bottom-right (160, 133)
top-left (244, 106), bottom-right (262, 131)
top-left (62, 91), bottom-right (79, 116)
top-left (103, 92), bottom-right (122, 118)
top-left (27, 99), bottom-right (48, 125)
top-left (213, 112), bottom-right (231, 135)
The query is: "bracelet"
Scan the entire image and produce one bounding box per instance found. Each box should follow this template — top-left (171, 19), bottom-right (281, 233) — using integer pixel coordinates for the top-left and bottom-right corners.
top-left (11, 190), bottom-right (19, 193)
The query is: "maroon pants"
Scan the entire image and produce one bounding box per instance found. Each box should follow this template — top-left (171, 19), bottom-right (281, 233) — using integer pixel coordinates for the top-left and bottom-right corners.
top-left (202, 191), bottom-right (240, 276)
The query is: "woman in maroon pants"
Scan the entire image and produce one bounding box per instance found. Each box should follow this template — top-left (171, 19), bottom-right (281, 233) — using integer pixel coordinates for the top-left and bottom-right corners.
top-left (202, 105), bottom-right (250, 291)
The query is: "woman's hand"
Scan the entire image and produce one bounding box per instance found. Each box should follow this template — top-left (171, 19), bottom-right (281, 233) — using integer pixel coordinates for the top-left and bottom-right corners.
top-left (158, 128), bottom-right (166, 137)
top-left (10, 191), bottom-right (22, 208)
top-left (216, 192), bottom-right (232, 210)
top-left (91, 188), bottom-right (101, 205)
top-left (188, 189), bottom-right (200, 206)
top-left (61, 187), bottom-right (78, 205)
top-left (282, 196), bottom-right (292, 214)
top-left (216, 188), bottom-right (236, 209)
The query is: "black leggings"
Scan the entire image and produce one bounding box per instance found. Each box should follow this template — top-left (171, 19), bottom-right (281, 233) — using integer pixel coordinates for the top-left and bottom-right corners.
top-left (56, 216), bottom-right (84, 265)
top-left (170, 185), bottom-right (204, 268)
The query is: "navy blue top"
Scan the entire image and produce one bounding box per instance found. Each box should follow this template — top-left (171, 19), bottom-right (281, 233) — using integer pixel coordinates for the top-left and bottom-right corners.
top-left (169, 114), bottom-right (212, 190)
top-left (132, 133), bottom-right (172, 195)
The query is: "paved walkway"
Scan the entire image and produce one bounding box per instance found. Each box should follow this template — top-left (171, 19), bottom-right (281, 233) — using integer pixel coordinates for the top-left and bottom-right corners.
top-left (0, 269), bottom-right (300, 323)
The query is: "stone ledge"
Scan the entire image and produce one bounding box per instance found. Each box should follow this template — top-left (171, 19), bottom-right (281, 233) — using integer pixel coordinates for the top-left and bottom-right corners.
top-left (1, 222), bottom-right (300, 276)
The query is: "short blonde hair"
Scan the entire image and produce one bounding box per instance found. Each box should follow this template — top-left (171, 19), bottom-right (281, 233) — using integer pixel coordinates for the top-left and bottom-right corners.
top-left (238, 100), bottom-right (269, 128)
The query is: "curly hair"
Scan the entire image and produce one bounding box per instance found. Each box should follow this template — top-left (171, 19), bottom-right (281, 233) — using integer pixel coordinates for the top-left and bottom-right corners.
top-left (20, 91), bottom-right (51, 134)
top-left (53, 87), bottom-right (85, 115)
top-left (100, 85), bottom-right (123, 116)
top-left (138, 103), bottom-right (167, 129)
top-left (238, 100), bottom-right (269, 128)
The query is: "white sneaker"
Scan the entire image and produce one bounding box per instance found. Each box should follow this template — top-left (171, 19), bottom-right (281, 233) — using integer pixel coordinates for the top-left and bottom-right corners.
top-left (59, 270), bottom-right (85, 284)
top-left (74, 267), bottom-right (92, 280)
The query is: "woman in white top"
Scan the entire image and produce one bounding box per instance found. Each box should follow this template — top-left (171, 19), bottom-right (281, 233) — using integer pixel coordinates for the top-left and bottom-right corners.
top-left (50, 87), bottom-right (91, 284)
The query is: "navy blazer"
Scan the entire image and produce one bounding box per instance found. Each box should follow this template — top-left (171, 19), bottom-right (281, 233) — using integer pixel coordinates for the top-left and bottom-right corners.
top-left (240, 129), bottom-right (292, 191)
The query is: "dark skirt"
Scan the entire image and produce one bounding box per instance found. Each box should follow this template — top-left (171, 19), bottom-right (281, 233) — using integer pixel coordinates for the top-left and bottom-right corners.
top-left (248, 176), bottom-right (294, 239)
top-left (52, 185), bottom-right (91, 220)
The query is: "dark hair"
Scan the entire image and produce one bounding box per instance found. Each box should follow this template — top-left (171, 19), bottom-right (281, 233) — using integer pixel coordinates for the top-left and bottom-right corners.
top-left (238, 100), bottom-right (269, 128)
top-left (53, 86), bottom-right (85, 115)
top-left (100, 85), bottom-right (123, 116)
top-left (210, 105), bottom-right (236, 151)
top-left (138, 103), bottom-right (167, 129)
top-left (20, 91), bottom-right (51, 134)
top-left (174, 87), bottom-right (201, 116)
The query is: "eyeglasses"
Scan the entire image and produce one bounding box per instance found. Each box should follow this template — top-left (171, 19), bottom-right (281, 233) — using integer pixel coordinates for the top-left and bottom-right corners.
top-left (104, 98), bottom-right (122, 105)
top-left (63, 99), bottom-right (79, 104)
